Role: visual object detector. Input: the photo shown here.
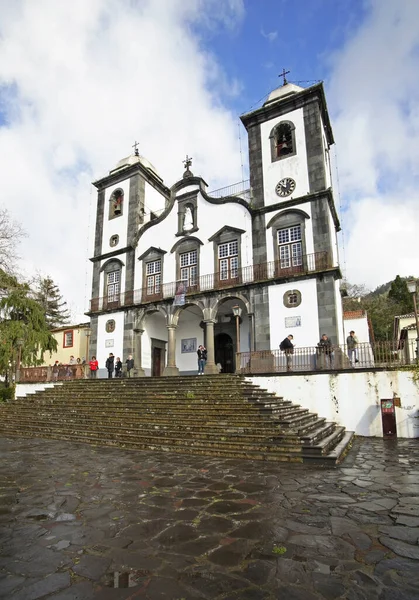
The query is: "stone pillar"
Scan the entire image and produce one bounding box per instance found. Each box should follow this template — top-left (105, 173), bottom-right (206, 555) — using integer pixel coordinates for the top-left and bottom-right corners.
top-left (204, 320), bottom-right (218, 374)
top-left (248, 313), bottom-right (255, 351)
top-left (163, 325), bottom-right (179, 376)
top-left (133, 328), bottom-right (145, 377)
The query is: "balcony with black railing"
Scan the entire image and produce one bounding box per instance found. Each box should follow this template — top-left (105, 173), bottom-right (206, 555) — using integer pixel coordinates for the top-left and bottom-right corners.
top-left (89, 251), bottom-right (333, 312)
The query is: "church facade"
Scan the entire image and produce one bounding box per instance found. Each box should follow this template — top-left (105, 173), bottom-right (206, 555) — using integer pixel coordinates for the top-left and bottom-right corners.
top-left (87, 81), bottom-right (343, 376)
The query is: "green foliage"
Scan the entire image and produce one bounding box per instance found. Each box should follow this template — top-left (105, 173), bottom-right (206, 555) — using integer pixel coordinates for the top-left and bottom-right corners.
top-left (343, 274), bottom-right (417, 341)
top-left (388, 275), bottom-right (412, 314)
top-left (272, 545), bottom-right (287, 555)
top-left (186, 391), bottom-right (195, 399)
top-left (32, 275), bottom-right (70, 329)
top-left (0, 269), bottom-right (58, 380)
top-left (0, 385), bottom-right (15, 402)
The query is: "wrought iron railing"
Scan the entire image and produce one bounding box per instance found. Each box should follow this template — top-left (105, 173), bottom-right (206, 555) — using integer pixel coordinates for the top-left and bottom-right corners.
top-left (237, 340), bottom-right (417, 374)
top-left (90, 251), bottom-right (332, 312)
top-left (208, 179), bottom-right (251, 200)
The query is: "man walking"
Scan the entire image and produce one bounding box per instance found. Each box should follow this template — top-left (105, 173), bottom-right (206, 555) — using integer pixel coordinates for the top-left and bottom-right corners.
top-left (280, 335), bottom-right (294, 372)
top-left (318, 334), bottom-right (333, 368)
top-left (347, 330), bottom-right (359, 366)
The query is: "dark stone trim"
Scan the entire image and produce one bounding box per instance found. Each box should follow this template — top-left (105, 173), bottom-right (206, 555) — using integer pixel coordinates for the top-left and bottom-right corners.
top-left (250, 188), bottom-right (341, 232)
top-left (247, 124), bottom-right (264, 209)
top-left (93, 162), bottom-right (170, 198)
top-left (208, 225), bottom-right (246, 243)
top-left (304, 101), bottom-right (326, 194)
top-left (269, 120), bottom-right (296, 163)
top-left (171, 176), bottom-right (208, 194)
top-left (138, 247), bottom-right (167, 261)
top-left (266, 208), bottom-right (310, 229)
top-left (90, 246), bottom-right (132, 263)
top-left (100, 257), bottom-right (125, 273)
top-left (316, 274), bottom-right (340, 344)
top-left (201, 189), bottom-right (251, 211)
top-left (171, 236), bottom-right (203, 253)
top-left (93, 189), bottom-right (105, 258)
top-left (283, 289), bottom-right (302, 308)
top-left (240, 82), bottom-right (334, 147)
top-left (175, 190), bottom-right (199, 202)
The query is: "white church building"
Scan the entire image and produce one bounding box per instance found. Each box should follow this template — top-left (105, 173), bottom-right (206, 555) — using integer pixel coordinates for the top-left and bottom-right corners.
top-left (87, 80), bottom-right (344, 376)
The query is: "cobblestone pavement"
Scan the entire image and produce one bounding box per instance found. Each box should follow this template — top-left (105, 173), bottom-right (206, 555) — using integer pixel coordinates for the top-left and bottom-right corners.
top-left (0, 437), bottom-right (418, 600)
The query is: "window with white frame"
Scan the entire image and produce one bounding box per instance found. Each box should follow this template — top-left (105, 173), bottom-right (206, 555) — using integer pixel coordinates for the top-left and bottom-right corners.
top-left (146, 259), bottom-right (161, 295)
top-left (180, 250), bottom-right (198, 287)
top-left (277, 225), bottom-right (302, 268)
top-left (218, 240), bottom-right (239, 281)
top-left (107, 270), bottom-right (120, 302)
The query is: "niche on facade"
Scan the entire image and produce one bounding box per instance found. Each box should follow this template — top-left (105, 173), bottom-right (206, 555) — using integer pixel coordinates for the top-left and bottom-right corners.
top-left (110, 234), bottom-right (119, 247)
top-left (176, 196), bottom-right (198, 236)
top-left (283, 289), bottom-right (302, 308)
top-left (106, 319), bottom-right (116, 333)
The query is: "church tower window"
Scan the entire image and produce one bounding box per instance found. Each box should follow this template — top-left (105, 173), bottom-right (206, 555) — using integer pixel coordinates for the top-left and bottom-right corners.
top-left (270, 121), bottom-right (296, 162)
top-left (109, 189), bottom-right (124, 219)
top-left (180, 250), bottom-right (198, 288)
top-left (107, 270), bottom-right (120, 303)
top-left (218, 240), bottom-right (239, 282)
top-left (146, 259), bottom-right (162, 296)
top-left (277, 225), bottom-right (302, 269)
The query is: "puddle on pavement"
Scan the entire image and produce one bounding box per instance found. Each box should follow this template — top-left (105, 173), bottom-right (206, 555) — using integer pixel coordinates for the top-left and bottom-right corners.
top-left (107, 570), bottom-right (150, 588)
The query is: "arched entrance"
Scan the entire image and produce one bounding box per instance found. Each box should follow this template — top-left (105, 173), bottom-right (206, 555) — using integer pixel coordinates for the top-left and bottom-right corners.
top-left (215, 333), bottom-right (235, 373)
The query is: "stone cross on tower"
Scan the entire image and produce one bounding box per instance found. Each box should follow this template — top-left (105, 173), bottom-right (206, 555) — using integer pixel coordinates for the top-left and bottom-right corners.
top-left (182, 155), bottom-right (193, 179)
top-left (278, 68), bottom-right (290, 86)
top-left (132, 140), bottom-right (140, 156)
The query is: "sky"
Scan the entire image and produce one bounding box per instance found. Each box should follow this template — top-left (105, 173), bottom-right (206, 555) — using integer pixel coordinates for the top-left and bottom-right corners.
top-left (0, 0), bottom-right (418, 320)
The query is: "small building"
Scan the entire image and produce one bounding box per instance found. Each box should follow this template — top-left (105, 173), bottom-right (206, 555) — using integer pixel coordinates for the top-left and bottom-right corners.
top-left (343, 310), bottom-right (371, 343)
top-left (394, 313), bottom-right (418, 362)
top-left (40, 323), bottom-right (91, 366)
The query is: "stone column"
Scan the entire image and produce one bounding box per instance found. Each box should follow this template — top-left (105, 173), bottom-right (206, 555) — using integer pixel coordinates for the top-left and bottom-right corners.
top-left (133, 328), bottom-right (145, 377)
top-left (163, 325), bottom-right (179, 376)
top-left (248, 313), bottom-right (255, 351)
top-left (204, 320), bottom-right (218, 374)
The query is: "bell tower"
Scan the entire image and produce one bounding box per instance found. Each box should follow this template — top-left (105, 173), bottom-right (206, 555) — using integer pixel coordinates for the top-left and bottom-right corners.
top-left (240, 78), bottom-right (343, 345)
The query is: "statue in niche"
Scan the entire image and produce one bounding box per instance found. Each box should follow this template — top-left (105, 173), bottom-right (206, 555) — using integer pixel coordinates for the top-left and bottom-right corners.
top-left (183, 206), bottom-right (194, 232)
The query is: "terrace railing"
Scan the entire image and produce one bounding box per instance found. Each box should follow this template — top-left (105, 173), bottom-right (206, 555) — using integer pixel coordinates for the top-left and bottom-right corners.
top-left (90, 251), bottom-right (332, 312)
top-left (19, 364), bottom-right (88, 383)
top-left (208, 179), bottom-right (251, 200)
top-left (237, 340), bottom-right (417, 374)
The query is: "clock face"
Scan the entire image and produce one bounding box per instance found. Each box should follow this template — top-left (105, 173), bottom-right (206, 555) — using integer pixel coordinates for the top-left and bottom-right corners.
top-left (275, 177), bottom-right (296, 197)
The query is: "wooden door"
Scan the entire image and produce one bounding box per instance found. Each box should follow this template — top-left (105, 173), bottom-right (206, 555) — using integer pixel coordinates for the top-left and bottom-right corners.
top-left (152, 347), bottom-right (162, 377)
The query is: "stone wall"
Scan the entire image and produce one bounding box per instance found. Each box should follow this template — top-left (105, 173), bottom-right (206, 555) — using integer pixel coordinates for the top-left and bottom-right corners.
top-left (249, 370), bottom-right (419, 438)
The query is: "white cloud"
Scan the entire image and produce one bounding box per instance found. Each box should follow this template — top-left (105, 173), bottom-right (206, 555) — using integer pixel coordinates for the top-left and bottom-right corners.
top-left (328, 0), bottom-right (419, 289)
top-left (0, 0), bottom-right (245, 320)
top-left (261, 28), bottom-right (278, 42)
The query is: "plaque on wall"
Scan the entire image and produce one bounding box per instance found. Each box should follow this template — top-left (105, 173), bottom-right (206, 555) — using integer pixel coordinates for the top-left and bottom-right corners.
top-left (105, 339), bottom-right (114, 348)
top-left (181, 338), bottom-right (197, 353)
top-left (285, 316), bottom-right (301, 328)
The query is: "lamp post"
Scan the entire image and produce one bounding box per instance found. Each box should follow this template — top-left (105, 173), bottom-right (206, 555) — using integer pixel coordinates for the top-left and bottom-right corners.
top-left (407, 280), bottom-right (419, 363)
top-left (16, 338), bottom-right (24, 382)
top-left (232, 305), bottom-right (242, 352)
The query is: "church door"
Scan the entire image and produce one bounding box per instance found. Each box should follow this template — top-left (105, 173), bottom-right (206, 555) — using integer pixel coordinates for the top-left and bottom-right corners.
top-left (152, 347), bottom-right (162, 377)
top-left (215, 333), bottom-right (234, 373)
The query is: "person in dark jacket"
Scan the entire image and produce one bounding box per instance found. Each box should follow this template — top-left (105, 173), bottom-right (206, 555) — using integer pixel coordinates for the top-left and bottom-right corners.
top-left (126, 354), bottom-right (134, 377)
top-left (105, 353), bottom-right (115, 379)
top-left (318, 334), bottom-right (333, 368)
top-left (280, 335), bottom-right (294, 372)
top-left (115, 357), bottom-right (123, 378)
top-left (197, 345), bottom-right (207, 375)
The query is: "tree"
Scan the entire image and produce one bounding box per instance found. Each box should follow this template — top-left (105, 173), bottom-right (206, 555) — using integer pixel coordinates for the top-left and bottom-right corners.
top-left (32, 276), bottom-right (71, 329)
top-left (0, 271), bottom-right (57, 383)
top-left (388, 275), bottom-right (412, 315)
top-left (0, 207), bottom-right (26, 274)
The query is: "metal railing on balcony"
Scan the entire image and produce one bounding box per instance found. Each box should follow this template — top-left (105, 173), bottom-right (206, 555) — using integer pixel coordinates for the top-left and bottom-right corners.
top-left (237, 340), bottom-right (417, 375)
top-left (208, 179), bottom-right (251, 200)
top-left (89, 251), bottom-right (332, 312)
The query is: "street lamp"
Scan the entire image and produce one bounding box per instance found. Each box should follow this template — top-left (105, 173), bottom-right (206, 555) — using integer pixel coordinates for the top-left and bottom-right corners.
top-left (407, 280), bottom-right (419, 363)
top-left (232, 305), bottom-right (242, 352)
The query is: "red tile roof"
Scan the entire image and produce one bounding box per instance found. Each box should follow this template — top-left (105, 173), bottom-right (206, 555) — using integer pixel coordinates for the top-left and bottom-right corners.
top-left (343, 310), bottom-right (366, 319)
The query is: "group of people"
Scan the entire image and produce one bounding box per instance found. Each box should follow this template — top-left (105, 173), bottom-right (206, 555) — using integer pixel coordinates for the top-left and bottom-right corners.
top-left (280, 331), bottom-right (359, 372)
top-left (52, 356), bottom-right (86, 380)
top-left (88, 354), bottom-right (135, 379)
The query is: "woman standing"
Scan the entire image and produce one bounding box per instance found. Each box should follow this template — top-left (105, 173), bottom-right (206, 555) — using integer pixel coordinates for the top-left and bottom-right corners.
top-left (197, 345), bottom-right (207, 375)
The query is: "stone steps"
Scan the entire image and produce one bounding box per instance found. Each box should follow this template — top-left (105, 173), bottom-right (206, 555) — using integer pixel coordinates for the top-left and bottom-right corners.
top-left (0, 375), bottom-right (354, 463)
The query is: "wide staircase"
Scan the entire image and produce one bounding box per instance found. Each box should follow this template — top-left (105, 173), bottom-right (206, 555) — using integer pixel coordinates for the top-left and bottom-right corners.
top-left (0, 375), bottom-right (354, 464)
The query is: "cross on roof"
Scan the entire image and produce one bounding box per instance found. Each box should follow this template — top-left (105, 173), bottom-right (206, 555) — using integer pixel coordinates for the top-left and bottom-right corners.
top-left (183, 155), bottom-right (193, 170)
top-left (132, 140), bottom-right (140, 156)
top-left (278, 68), bottom-right (290, 86)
